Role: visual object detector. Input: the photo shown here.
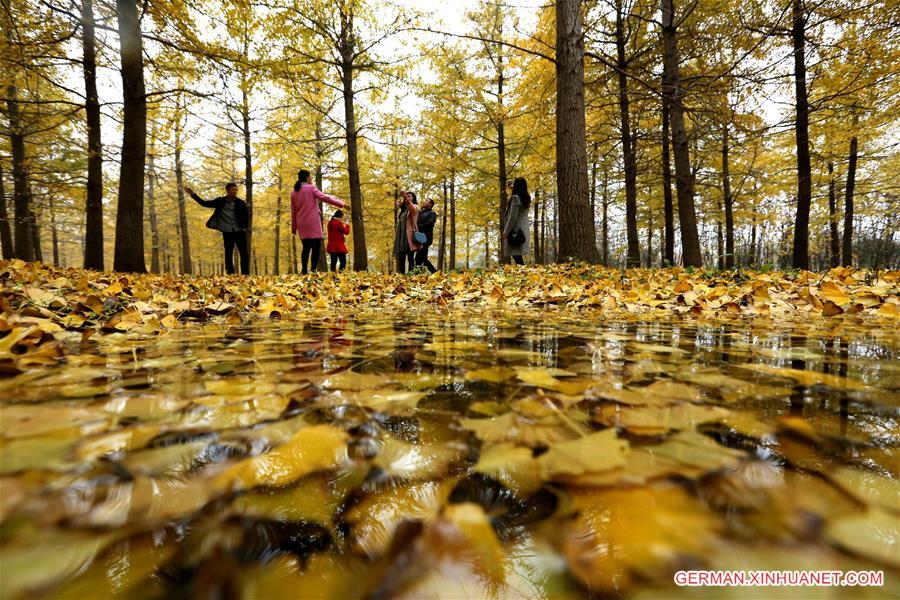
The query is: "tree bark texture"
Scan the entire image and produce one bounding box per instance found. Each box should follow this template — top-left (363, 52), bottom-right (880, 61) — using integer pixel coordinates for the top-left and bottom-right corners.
top-left (842, 135), bottom-right (857, 267)
top-left (82, 0), bottom-right (104, 270)
top-left (113, 0), bottom-right (147, 273)
top-left (555, 0), bottom-right (600, 263)
top-left (790, 0), bottom-right (812, 270)
top-left (661, 0), bottom-right (702, 267)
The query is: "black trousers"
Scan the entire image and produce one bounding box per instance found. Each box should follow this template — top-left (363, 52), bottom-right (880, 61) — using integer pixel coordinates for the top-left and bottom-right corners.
top-left (330, 252), bottom-right (347, 272)
top-left (301, 238), bottom-right (321, 274)
top-left (223, 230), bottom-right (249, 274)
top-left (512, 255), bottom-right (524, 265)
top-left (415, 246), bottom-right (437, 273)
top-left (397, 251), bottom-right (415, 274)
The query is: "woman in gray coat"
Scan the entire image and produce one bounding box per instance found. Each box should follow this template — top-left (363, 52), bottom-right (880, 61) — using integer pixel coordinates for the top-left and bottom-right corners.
top-left (503, 177), bottom-right (531, 265)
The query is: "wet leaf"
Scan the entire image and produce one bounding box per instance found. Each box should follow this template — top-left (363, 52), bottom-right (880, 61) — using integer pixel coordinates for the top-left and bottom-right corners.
top-left (538, 429), bottom-right (629, 478)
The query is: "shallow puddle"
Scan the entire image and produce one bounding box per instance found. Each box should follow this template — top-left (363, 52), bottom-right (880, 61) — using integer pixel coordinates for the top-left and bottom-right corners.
top-left (1, 309), bottom-right (898, 598)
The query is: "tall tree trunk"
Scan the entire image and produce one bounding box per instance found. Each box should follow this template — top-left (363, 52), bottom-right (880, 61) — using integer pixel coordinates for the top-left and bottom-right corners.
top-left (716, 198), bottom-right (724, 269)
top-left (147, 135), bottom-right (160, 273)
top-left (113, 0), bottom-right (146, 273)
top-left (532, 190), bottom-right (540, 264)
top-left (6, 82), bottom-right (35, 261)
top-left (790, 0), bottom-right (812, 270)
top-left (661, 74), bottom-right (675, 267)
top-left (274, 165), bottom-right (282, 274)
top-left (602, 171), bottom-right (609, 266)
top-left (49, 197), bottom-right (59, 266)
top-left (615, 1), bottom-right (640, 267)
top-left (174, 113), bottom-right (191, 274)
top-left (82, 0), bottom-right (104, 270)
top-left (556, 0), bottom-right (600, 263)
top-left (438, 179), bottom-right (447, 271)
top-left (722, 123), bottom-right (734, 268)
top-left (30, 205), bottom-right (42, 262)
top-left (497, 119), bottom-right (508, 263)
top-left (449, 173), bottom-right (456, 269)
top-left (484, 222), bottom-right (490, 267)
top-left (314, 124), bottom-right (327, 271)
top-left (646, 208), bottom-right (653, 268)
top-left (661, 0), bottom-right (702, 267)
top-left (290, 233), bottom-right (297, 275)
top-left (0, 161), bottom-right (12, 259)
top-left (828, 159), bottom-right (839, 267)
top-left (842, 134), bottom-right (857, 267)
top-left (240, 81), bottom-right (253, 272)
top-left (339, 14), bottom-right (367, 272)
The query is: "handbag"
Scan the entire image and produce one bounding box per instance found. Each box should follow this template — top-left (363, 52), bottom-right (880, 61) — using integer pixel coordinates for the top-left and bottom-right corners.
top-left (413, 231), bottom-right (427, 245)
top-left (507, 228), bottom-right (526, 246)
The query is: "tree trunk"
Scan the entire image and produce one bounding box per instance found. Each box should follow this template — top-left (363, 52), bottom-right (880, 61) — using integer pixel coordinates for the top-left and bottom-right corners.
top-left (274, 166), bottom-right (282, 274)
top-left (147, 135), bottom-right (160, 273)
top-left (48, 197), bottom-right (59, 266)
top-left (842, 134), bottom-right (857, 267)
top-left (602, 171), bottom-right (609, 266)
top-left (81, 0), bottom-right (104, 270)
top-left (646, 208), bottom-right (653, 268)
top-left (484, 222), bottom-right (490, 267)
top-left (722, 124), bottom-right (734, 268)
top-left (314, 127), bottom-right (328, 272)
top-left (438, 179), bottom-right (447, 271)
top-left (497, 119), bottom-right (508, 263)
top-left (174, 114), bottom-right (191, 274)
top-left (30, 205), bottom-right (42, 262)
top-left (716, 198), bottom-right (724, 270)
top-left (556, 0), bottom-right (600, 263)
top-left (828, 160), bottom-right (839, 267)
top-left (113, 0), bottom-right (146, 273)
top-left (661, 0), bottom-right (702, 267)
top-left (790, 0), bottom-right (812, 270)
top-left (240, 82), bottom-right (253, 272)
top-left (615, 1), bottom-right (640, 267)
top-left (6, 82), bottom-right (35, 261)
top-left (290, 233), bottom-right (297, 275)
top-left (532, 190), bottom-right (540, 264)
top-left (449, 173), bottom-right (456, 269)
top-left (0, 161), bottom-right (12, 259)
top-left (661, 74), bottom-right (675, 267)
top-left (339, 15), bottom-right (368, 272)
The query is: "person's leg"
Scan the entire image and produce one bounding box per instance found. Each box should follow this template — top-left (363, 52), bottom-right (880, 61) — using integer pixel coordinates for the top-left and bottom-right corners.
top-left (513, 255), bottom-right (524, 265)
top-left (338, 253), bottom-right (346, 271)
top-left (236, 231), bottom-right (249, 274)
top-left (330, 253), bottom-right (338, 272)
top-left (397, 253), bottom-right (407, 274)
top-left (301, 239), bottom-right (312, 274)
top-left (222, 233), bottom-right (236, 274)
top-left (310, 240), bottom-right (321, 272)
top-left (406, 251), bottom-right (415, 272)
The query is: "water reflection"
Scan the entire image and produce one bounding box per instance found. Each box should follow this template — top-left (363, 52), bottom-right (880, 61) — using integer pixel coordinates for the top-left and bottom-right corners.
top-left (0, 310), bottom-right (897, 598)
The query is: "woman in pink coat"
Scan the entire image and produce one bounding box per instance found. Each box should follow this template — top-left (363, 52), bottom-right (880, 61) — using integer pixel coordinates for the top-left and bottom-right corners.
top-left (291, 169), bottom-right (346, 274)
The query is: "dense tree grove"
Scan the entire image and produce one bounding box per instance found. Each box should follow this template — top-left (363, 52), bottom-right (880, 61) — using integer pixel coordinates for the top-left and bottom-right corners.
top-left (0, 0), bottom-right (897, 273)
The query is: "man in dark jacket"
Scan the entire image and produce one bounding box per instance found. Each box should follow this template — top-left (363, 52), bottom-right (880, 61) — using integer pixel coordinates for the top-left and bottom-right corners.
top-left (415, 199), bottom-right (438, 273)
top-left (183, 182), bottom-right (250, 274)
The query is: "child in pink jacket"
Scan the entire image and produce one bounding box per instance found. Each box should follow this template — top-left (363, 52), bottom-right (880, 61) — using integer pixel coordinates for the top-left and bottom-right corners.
top-left (291, 169), bottom-right (346, 274)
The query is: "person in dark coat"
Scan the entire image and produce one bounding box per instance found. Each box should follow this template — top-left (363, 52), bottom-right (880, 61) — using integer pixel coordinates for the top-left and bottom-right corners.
top-left (392, 190), bottom-right (421, 274)
top-left (183, 182), bottom-right (250, 274)
top-left (503, 177), bottom-right (531, 266)
top-left (415, 199), bottom-right (438, 273)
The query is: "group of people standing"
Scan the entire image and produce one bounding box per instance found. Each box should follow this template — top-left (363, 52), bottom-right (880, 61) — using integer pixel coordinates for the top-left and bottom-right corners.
top-left (184, 171), bottom-right (532, 275)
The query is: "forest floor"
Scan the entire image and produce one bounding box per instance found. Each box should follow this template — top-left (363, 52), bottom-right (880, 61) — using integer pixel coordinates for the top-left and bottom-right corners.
top-left (1, 260), bottom-right (899, 598)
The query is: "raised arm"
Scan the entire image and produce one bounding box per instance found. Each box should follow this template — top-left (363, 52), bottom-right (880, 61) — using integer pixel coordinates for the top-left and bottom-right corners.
top-left (184, 185), bottom-right (218, 208)
top-left (312, 186), bottom-right (345, 209)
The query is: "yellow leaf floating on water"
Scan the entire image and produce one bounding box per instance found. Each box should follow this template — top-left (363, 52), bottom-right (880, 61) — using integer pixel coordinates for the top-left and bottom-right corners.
top-left (825, 508), bottom-right (900, 568)
top-left (594, 403), bottom-right (732, 436)
top-left (473, 442), bottom-right (543, 497)
top-left (538, 428), bottom-right (629, 478)
top-left (464, 366), bottom-right (517, 383)
top-left (645, 430), bottom-right (746, 471)
top-left (737, 363), bottom-right (869, 390)
top-left (563, 484), bottom-right (720, 591)
top-left (216, 424), bottom-right (348, 490)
